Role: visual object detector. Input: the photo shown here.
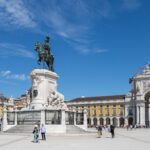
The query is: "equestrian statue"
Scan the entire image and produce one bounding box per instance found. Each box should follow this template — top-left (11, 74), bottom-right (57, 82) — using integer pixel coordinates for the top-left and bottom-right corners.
top-left (35, 36), bottom-right (54, 71)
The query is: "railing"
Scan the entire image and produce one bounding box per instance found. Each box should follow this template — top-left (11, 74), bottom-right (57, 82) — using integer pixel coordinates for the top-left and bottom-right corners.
top-left (45, 110), bottom-right (61, 125)
top-left (65, 111), bottom-right (74, 125)
top-left (7, 112), bottom-right (15, 125)
top-left (76, 112), bottom-right (84, 125)
top-left (17, 111), bottom-right (41, 125)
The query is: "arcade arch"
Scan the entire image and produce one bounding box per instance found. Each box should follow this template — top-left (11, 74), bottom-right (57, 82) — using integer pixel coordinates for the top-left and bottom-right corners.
top-left (93, 118), bottom-right (97, 127)
top-left (87, 118), bottom-right (91, 126)
top-left (112, 117), bottom-right (118, 127)
top-left (119, 117), bottom-right (124, 127)
top-left (106, 117), bottom-right (110, 125)
top-left (99, 118), bottom-right (104, 125)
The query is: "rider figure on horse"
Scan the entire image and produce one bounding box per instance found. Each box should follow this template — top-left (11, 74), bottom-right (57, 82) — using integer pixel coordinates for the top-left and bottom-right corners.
top-left (35, 36), bottom-right (54, 71)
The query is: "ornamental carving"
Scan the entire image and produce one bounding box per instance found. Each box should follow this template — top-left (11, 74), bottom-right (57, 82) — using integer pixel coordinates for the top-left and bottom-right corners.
top-left (47, 90), bottom-right (67, 109)
top-left (143, 80), bottom-right (150, 93)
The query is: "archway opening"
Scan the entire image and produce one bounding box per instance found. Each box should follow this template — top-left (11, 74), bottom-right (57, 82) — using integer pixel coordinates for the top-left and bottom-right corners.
top-left (112, 117), bottom-right (118, 127)
top-left (99, 118), bottom-right (104, 125)
top-left (87, 118), bottom-right (91, 127)
top-left (93, 118), bottom-right (97, 127)
top-left (106, 117), bottom-right (110, 125)
top-left (119, 117), bottom-right (125, 127)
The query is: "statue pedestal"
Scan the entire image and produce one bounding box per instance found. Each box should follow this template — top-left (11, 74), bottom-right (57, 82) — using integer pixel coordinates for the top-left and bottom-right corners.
top-left (29, 69), bottom-right (66, 110)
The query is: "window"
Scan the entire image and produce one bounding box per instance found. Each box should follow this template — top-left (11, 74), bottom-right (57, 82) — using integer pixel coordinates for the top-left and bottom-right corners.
top-left (94, 105), bottom-right (96, 116)
top-left (106, 105), bottom-right (109, 116)
top-left (76, 106), bottom-right (78, 112)
top-left (100, 105), bottom-right (103, 114)
top-left (120, 104), bottom-right (124, 115)
top-left (87, 106), bottom-right (90, 116)
top-left (129, 108), bottom-right (133, 115)
top-left (113, 104), bottom-right (116, 116)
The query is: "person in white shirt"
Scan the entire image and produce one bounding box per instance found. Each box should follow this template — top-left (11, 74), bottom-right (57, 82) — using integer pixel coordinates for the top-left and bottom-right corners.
top-left (41, 124), bottom-right (46, 140)
top-left (106, 124), bottom-right (111, 137)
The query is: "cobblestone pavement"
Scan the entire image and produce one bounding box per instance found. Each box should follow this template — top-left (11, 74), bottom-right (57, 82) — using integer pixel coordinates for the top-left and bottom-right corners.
top-left (0, 129), bottom-right (150, 150)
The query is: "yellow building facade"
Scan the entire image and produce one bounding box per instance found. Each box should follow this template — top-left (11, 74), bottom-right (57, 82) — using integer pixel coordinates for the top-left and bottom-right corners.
top-left (0, 96), bottom-right (14, 120)
top-left (66, 95), bottom-right (126, 127)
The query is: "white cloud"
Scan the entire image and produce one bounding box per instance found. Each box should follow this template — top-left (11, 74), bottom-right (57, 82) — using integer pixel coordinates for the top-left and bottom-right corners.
top-left (41, 7), bottom-right (89, 41)
top-left (0, 70), bottom-right (11, 76)
top-left (0, 0), bottom-right (141, 55)
top-left (35, 1), bottom-right (111, 55)
top-left (94, 49), bottom-right (108, 54)
top-left (121, 0), bottom-right (141, 10)
top-left (0, 42), bottom-right (35, 59)
top-left (0, 0), bottom-right (36, 28)
top-left (0, 70), bottom-right (27, 81)
top-left (75, 44), bottom-right (108, 55)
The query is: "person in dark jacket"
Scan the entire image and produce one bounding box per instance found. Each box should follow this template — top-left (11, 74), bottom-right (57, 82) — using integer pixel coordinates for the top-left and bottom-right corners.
top-left (97, 125), bottom-right (102, 138)
top-left (110, 124), bottom-right (115, 138)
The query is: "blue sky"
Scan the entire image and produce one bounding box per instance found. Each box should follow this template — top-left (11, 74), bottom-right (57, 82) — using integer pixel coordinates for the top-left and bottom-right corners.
top-left (0, 0), bottom-right (150, 100)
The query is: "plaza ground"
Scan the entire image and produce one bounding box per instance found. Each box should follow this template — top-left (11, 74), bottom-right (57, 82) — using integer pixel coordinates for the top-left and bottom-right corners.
top-left (0, 129), bottom-right (150, 150)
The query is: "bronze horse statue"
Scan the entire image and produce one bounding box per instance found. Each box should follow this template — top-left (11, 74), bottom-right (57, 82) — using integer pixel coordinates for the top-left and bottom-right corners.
top-left (35, 36), bottom-right (54, 71)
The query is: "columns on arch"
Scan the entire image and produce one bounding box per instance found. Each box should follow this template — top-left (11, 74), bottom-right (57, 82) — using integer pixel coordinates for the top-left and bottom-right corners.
top-left (140, 104), bottom-right (145, 126)
top-left (2, 106), bottom-right (7, 131)
top-left (97, 117), bottom-right (100, 125)
top-left (91, 117), bottom-right (93, 126)
top-left (136, 105), bottom-right (140, 125)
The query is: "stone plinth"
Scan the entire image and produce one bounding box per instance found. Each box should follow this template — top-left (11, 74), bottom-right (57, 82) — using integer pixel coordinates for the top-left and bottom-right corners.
top-left (29, 69), bottom-right (66, 110)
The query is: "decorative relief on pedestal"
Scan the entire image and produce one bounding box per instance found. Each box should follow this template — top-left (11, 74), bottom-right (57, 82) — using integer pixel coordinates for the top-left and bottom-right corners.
top-left (32, 74), bottom-right (43, 88)
top-left (47, 90), bottom-right (67, 109)
top-left (26, 90), bottom-right (31, 107)
top-left (29, 69), bottom-right (67, 110)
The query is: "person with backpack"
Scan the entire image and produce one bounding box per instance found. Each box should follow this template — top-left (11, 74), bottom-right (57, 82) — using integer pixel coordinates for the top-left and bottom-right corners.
top-left (110, 124), bottom-right (115, 138)
top-left (33, 125), bottom-right (39, 143)
top-left (97, 125), bottom-right (102, 138)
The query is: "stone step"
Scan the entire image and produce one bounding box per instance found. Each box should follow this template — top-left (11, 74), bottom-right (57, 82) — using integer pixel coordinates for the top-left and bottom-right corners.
top-left (5, 125), bottom-right (34, 133)
top-left (66, 125), bottom-right (87, 134)
top-left (6, 125), bottom-right (87, 134)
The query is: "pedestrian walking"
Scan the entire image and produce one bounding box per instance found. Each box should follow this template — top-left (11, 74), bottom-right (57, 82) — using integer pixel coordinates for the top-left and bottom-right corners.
top-left (0, 118), bottom-right (2, 131)
top-left (41, 124), bottom-right (46, 140)
top-left (97, 125), bottom-right (102, 138)
top-left (130, 124), bottom-right (133, 130)
top-left (106, 124), bottom-right (111, 137)
top-left (126, 125), bottom-right (129, 130)
top-left (110, 124), bottom-right (115, 138)
top-left (37, 121), bottom-right (40, 131)
top-left (33, 125), bottom-right (39, 143)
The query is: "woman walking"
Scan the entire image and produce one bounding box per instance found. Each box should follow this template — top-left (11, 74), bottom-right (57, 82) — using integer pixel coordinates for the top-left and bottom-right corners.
top-left (33, 125), bottom-right (39, 143)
